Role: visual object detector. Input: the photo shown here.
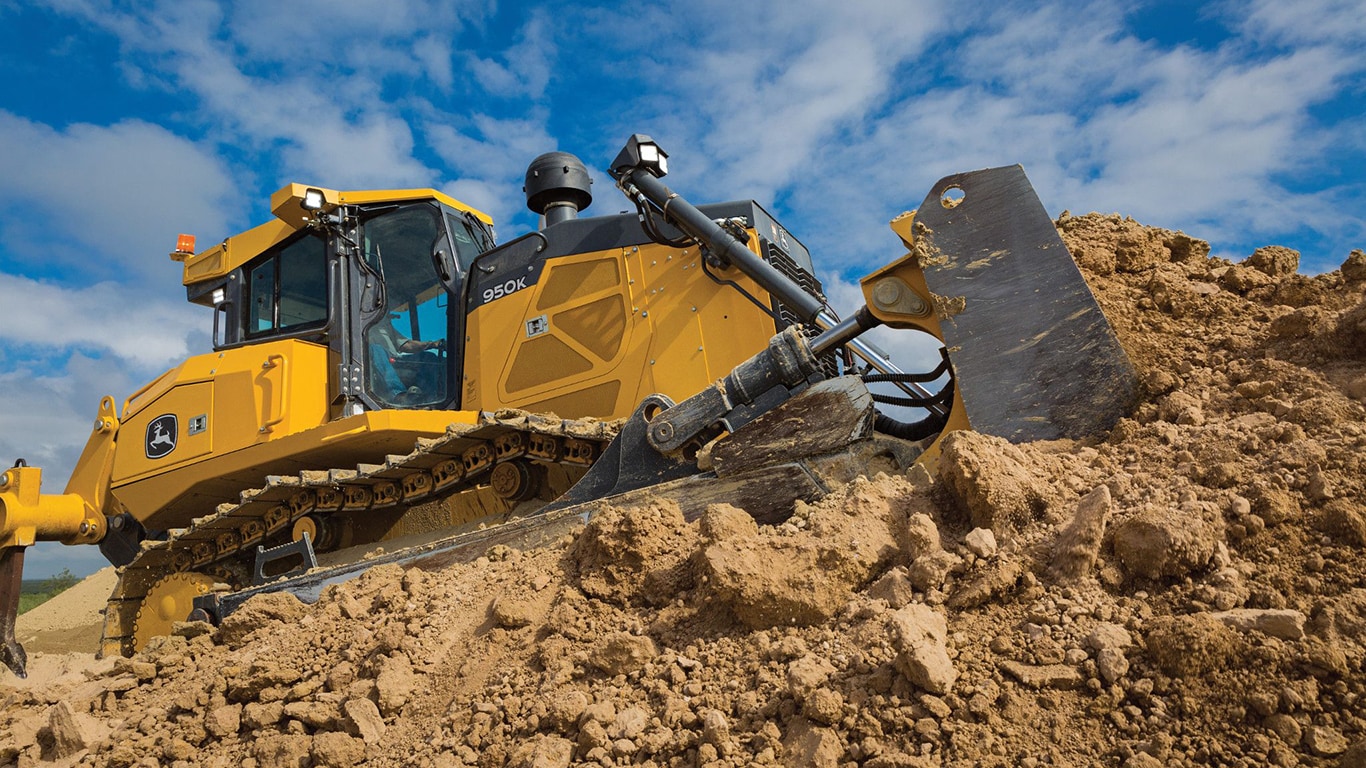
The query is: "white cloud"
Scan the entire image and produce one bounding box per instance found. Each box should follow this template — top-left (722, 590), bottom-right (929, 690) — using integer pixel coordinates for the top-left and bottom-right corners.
top-left (466, 11), bottom-right (554, 99)
top-left (44, 0), bottom-right (446, 191)
top-left (413, 35), bottom-right (457, 91)
top-left (0, 353), bottom-right (141, 476)
top-left (160, 50), bottom-right (437, 189)
top-left (0, 112), bottom-right (238, 284)
top-left (612, 0), bottom-right (951, 201)
top-left (1234, 0), bottom-right (1366, 47)
top-left (723, 0), bottom-right (1366, 275)
top-left (223, 0), bottom-right (484, 74)
top-left (0, 274), bottom-right (203, 368)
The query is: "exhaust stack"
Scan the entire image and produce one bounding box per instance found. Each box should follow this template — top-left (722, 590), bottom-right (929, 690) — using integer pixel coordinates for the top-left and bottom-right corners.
top-left (524, 152), bottom-right (592, 228)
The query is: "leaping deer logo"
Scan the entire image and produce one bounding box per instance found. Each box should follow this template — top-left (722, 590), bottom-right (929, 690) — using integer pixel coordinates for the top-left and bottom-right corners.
top-left (145, 414), bottom-right (178, 459)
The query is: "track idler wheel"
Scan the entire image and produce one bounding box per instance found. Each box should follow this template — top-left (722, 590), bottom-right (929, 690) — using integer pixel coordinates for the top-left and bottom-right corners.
top-left (490, 460), bottom-right (540, 502)
top-left (292, 514), bottom-right (341, 551)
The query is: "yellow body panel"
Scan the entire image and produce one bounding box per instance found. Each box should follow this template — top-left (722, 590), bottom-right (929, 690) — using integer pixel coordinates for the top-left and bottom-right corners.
top-left (464, 237), bottom-right (781, 419)
top-left (179, 218), bottom-right (296, 286)
top-left (114, 339), bottom-right (333, 486)
top-left (118, 405), bottom-right (480, 532)
top-left (95, 339), bottom-right (475, 531)
top-left (269, 183), bottom-right (493, 226)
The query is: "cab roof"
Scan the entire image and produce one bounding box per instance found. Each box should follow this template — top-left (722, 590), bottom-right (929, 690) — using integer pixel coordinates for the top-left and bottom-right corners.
top-left (176, 183), bottom-right (493, 288)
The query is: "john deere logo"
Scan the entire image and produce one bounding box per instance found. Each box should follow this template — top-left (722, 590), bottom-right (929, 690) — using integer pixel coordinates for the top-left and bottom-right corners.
top-left (146, 414), bottom-right (178, 459)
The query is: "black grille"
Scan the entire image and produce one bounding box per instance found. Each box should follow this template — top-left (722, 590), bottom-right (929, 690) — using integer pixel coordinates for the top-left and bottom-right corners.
top-left (763, 239), bottom-right (824, 329)
top-left (763, 240), bottom-right (839, 378)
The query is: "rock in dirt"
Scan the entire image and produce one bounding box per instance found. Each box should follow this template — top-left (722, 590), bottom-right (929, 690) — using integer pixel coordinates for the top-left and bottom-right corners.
top-left (888, 604), bottom-right (955, 694)
top-left (866, 568), bottom-right (915, 608)
top-left (543, 689), bottom-right (590, 729)
top-left (783, 717), bottom-right (843, 768)
top-left (1085, 623), bottom-right (1134, 653)
top-left (1145, 614), bottom-right (1243, 677)
top-left (229, 661), bottom-right (301, 701)
top-left (243, 701), bottom-right (285, 730)
top-left (1112, 503), bottom-right (1221, 580)
top-left (374, 653), bottom-right (417, 716)
top-left (1306, 725), bottom-right (1350, 758)
top-left (572, 499), bottom-right (697, 606)
top-left (42, 700), bottom-right (108, 760)
top-left (1338, 738), bottom-right (1366, 767)
top-left (803, 688), bottom-right (845, 726)
top-left (1248, 245), bottom-right (1300, 277)
top-left (946, 557), bottom-right (1022, 609)
top-left (343, 698), bottom-right (386, 743)
top-left (1320, 500), bottom-right (1366, 547)
top-left (909, 549), bottom-right (960, 593)
top-left (963, 527), bottom-right (997, 558)
top-left (217, 591), bottom-right (307, 648)
top-left (254, 734), bottom-right (312, 768)
top-left (1211, 608), bottom-right (1306, 640)
top-left (937, 431), bottom-right (1049, 532)
top-left (1124, 753), bottom-right (1164, 768)
top-left (1096, 647), bottom-right (1130, 684)
top-left (491, 591), bottom-right (543, 628)
top-left (589, 632), bottom-right (656, 676)
top-left (1050, 485), bottom-right (1110, 582)
top-left (508, 735), bottom-right (574, 768)
top-left (695, 479), bottom-right (901, 629)
top-left (999, 660), bottom-right (1083, 690)
top-left (283, 700), bottom-right (338, 730)
top-left (204, 703), bottom-right (242, 738)
top-left (173, 619), bottom-right (215, 639)
top-left (313, 732), bottom-right (366, 767)
top-left (786, 655), bottom-right (836, 701)
top-left (902, 513), bottom-right (943, 559)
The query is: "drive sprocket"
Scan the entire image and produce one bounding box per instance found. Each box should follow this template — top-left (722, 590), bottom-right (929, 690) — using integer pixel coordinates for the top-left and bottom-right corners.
top-left (132, 571), bottom-right (218, 650)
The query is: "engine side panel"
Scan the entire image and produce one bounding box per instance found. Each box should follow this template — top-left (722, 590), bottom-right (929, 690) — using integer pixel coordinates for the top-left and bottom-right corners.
top-left (103, 340), bottom-right (475, 530)
top-left (464, 229), bottom-right (783, 419)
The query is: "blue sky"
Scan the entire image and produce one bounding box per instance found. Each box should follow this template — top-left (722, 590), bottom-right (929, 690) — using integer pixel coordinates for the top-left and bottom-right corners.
top-left (1, 0), bottom-right (1363, 578)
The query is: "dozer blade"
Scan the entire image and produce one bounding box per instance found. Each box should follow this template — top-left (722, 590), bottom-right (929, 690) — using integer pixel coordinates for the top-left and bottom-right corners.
top-left (202, 377), bottom-right (904, 621)
top-left (914, 165), bottom-right (1137, 442)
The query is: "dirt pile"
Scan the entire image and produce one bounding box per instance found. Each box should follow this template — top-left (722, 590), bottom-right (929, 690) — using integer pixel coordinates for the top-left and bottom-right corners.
top-left (14, 568), bottom-right (118, 656)
top-left (3, 214), bottom-right (1365, 767)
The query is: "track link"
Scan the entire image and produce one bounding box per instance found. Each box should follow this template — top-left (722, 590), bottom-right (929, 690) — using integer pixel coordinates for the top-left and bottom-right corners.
top-left (101, 410), bottom-right (618, 657)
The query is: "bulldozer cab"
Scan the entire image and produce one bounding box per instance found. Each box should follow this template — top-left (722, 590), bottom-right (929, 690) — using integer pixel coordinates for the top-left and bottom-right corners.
top-left (196, 190), bottom-right (497, 417)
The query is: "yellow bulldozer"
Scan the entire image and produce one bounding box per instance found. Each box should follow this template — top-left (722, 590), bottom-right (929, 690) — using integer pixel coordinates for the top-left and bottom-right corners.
top-left (0, 135), bottom-right (1135, 676)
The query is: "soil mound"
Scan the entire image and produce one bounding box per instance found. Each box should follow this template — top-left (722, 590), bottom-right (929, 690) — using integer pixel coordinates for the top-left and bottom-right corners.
top-left (3, 214), bottom-right (1365, 767)
top-left (14, 567), bottom-right (117, 656)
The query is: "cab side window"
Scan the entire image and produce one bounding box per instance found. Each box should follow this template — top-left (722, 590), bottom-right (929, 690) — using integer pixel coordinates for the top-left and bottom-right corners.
top-left (244, 233), bottom-right (328, 338)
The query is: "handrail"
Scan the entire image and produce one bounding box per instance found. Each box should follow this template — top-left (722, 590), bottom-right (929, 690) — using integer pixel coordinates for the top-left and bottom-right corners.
top-left (259, 353), bottom-right (290, 434)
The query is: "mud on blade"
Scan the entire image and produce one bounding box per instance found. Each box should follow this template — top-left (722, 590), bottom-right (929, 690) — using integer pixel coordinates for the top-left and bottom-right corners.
top-left (915, 165), bottom-right (1137, 442)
